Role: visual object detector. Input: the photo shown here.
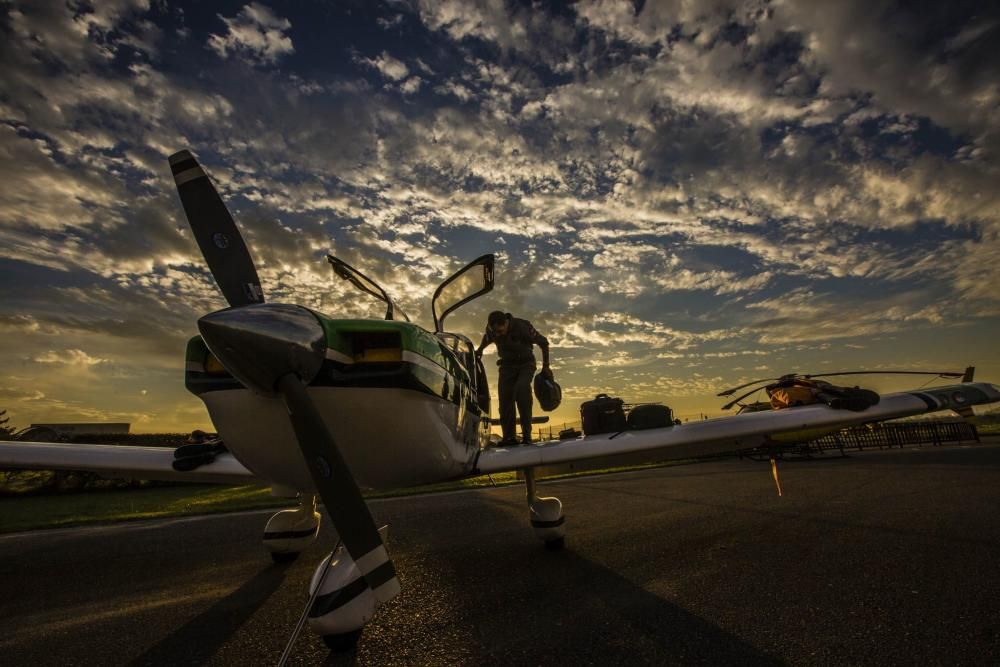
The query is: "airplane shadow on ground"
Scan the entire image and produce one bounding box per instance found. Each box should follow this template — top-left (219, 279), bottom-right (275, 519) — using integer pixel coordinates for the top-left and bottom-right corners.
top-left (567, 476), bottom-right (1000, 550)
top-left (357, 492), bottom-right (785, 666)
top-left (128, 564), bottom-right (288, 666)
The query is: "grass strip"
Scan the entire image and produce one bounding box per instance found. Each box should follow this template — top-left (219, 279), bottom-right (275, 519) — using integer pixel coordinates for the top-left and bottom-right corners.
top-left (0, 461), bottom-right (692, 534)
top-left (6, 434), bottom-right (994, 534)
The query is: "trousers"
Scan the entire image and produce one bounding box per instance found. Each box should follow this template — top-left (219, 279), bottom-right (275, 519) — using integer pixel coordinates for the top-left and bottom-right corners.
top-left (498, 362), bottom-right (535, 441)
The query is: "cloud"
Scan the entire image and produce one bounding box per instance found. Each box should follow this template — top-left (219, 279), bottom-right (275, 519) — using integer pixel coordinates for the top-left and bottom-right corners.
top-left (207, 3), bottom-right (294, 65)
top-left (0, 387), bottom-right (46, 402)
top-left (33, 349), bottom-right (109, 366)
top-left (363, 51), bottom-right (410, 81)
top-left (1, 1), bottom-right (998, 429)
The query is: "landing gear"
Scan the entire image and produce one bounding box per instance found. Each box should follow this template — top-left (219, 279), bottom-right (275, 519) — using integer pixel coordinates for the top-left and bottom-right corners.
top-left (263, 494), bottom-right (320, 561)
top-left (523, 468), bottom-right (566, 549)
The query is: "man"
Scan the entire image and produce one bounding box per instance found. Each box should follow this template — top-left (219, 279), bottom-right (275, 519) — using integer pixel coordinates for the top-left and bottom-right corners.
top-left (476, 310), bottom-right (552, 446)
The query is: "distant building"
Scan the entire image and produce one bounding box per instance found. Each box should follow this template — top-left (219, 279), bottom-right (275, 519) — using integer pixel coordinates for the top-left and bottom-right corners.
top-left (28, 423), bottom-right (130, 438)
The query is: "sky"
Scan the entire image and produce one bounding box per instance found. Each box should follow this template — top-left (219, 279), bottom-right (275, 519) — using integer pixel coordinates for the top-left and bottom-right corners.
top-left (1, 0), bottom-right (998, 433)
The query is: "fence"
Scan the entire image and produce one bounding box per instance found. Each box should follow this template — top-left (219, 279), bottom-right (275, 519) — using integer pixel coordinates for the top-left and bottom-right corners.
top-left (809, 420), bottom-right (980, 453)
top-left (533, 418), bottom-right (981, 451)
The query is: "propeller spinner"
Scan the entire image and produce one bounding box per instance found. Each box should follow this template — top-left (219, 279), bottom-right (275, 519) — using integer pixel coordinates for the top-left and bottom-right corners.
top-left (170, 150), bottom-right (400, 605)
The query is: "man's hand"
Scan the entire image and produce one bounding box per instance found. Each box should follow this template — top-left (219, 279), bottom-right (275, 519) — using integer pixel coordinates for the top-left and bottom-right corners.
top-left (475, 349), bottom-right (483, 360)
top-left (542, 365), bottom-right (554, 379)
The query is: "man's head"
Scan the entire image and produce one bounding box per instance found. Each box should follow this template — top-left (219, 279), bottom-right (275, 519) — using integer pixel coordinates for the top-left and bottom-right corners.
top-left (488, 310), bottom-right (511, 336)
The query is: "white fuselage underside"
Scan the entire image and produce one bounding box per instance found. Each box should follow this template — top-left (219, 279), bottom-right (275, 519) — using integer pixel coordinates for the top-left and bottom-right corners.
top-left (200, 387), bottom-right (478, 490)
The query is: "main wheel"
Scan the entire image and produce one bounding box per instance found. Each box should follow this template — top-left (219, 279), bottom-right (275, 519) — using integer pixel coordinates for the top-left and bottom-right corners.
top-left (323, 628), bottom-right (363, 652)
top-left (270, 551), bottom-right (300, 564)
top-left (544, 536), bottom-right (565, 551)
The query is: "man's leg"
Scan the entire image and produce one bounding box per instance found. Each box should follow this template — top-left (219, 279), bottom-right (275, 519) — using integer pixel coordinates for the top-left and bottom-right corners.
top-left (497, 365), bottom-right (517, 443)
top-left (515, 364), bottom-right (536, 443)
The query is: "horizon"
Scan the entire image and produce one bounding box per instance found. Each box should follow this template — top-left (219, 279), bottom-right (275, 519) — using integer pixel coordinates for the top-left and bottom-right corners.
top-left (1, 1), bottom-right (999, 433)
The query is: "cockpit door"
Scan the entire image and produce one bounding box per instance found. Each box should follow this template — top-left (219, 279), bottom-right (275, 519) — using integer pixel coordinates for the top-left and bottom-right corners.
top-left (431, 254), bottom-right (495, 332)
top-left (327, 254), bottom-right (410, 322)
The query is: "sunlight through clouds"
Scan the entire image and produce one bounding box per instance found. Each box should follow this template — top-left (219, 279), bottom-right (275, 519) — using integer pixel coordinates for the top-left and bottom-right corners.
top-left (1, 0), bottom-right (998, 429)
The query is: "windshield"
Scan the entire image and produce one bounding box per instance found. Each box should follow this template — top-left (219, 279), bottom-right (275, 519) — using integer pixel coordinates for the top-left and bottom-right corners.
top-left (327, 255), bottom-right (409, 322)
top-left (432, 254), bottom-right (494, 332)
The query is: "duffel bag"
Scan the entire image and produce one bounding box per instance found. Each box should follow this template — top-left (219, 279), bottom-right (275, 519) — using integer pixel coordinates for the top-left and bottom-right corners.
top-left (581, 393), bottom-right (627, 435)
top-left (627, 403), bottom-right (673, 430)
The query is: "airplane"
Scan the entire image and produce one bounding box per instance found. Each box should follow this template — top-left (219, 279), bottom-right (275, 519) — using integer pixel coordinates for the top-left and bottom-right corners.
top-left (3, 149), bottom-right (999, 652)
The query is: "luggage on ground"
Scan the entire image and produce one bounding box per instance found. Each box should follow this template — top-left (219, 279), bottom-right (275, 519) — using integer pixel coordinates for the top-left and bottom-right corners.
top-left (626, 403), bottom-right (673, 430)
top-left (581, 393), bottom-right (627, 435)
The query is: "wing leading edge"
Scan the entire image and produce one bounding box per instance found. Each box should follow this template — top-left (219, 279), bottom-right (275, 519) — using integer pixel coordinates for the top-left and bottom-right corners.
top-left (0, 441), bottom-right (259, 485)
top-left (475, 382), bottom-right (1000, 475)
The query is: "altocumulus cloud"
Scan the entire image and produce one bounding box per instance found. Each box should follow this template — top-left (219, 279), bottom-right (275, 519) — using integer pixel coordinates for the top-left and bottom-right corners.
top-left (207, 2), bottom-right (294, 65)
top-left (0, 0), bottom-right (998, 430)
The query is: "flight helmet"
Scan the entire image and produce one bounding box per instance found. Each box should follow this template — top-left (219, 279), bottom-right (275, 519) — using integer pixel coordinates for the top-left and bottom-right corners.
top-left (533, 372), bottom-right (562, 411)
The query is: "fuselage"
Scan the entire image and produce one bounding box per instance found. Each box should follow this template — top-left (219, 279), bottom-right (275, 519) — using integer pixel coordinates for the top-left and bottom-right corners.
top-left (185, 317), bottom-right (491, 490)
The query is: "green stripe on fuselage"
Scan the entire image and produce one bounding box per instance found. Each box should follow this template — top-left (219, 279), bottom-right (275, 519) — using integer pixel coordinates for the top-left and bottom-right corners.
top-left (184, 318), bottom-right (472, 401)
top-left (316, 317), bottom-right (469, 385)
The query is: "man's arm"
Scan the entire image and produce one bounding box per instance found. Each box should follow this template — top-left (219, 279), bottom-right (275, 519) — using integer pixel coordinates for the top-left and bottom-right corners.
top-left (525, 322), bottom-right (550, 369)
top-left (476, 329), bottom-right (494, 357)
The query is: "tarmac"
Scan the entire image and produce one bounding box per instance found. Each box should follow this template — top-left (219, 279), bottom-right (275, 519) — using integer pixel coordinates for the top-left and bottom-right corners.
top-left (2, 442), bottom-right (1000, 665)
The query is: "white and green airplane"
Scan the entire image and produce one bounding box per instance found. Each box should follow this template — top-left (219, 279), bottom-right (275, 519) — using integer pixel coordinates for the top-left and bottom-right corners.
top-left (3, 150), bottom-right (999, 652)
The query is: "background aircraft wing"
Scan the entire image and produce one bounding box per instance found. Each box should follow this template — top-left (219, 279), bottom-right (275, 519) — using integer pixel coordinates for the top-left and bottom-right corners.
top-left (0, 441), bottom-right (259, 485)
top-left (475, 382), bottom-right (1000, 474)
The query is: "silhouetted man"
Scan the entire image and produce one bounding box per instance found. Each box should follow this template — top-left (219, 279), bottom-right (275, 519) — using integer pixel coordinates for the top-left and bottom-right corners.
top-left (476, 310), bottom-right (551, 446)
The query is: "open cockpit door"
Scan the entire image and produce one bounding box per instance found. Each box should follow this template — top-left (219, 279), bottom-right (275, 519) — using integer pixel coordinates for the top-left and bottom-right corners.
top-left (431, 254), bottom-right (495, 332)
top-left (327, 255), bottom-right (409, 322)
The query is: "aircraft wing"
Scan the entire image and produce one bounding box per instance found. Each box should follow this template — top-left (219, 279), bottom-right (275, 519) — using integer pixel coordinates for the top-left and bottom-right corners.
top-left (475, 382), bottom-right (1000, 474)
top-left (0, 441), bottom-right (259, 485)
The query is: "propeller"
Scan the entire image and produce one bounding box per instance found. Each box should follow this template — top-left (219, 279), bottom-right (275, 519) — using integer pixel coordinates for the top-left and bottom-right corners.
top-left (169, 150), bottom-right (400, 604)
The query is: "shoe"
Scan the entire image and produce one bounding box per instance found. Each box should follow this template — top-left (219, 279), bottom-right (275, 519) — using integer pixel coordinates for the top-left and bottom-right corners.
top-left (521, 435), bottom-right (533, 445)
top-left (497, 438), bottom-right (519, 448)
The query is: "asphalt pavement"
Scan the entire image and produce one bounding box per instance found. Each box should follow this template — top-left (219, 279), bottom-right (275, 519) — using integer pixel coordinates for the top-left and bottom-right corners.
top-left (2, 443), bottom-right (1000, 665)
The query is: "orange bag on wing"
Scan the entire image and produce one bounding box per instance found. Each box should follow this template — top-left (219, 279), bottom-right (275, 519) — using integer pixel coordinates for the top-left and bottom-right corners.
top-left (768, 383), bottom-right (819, 409)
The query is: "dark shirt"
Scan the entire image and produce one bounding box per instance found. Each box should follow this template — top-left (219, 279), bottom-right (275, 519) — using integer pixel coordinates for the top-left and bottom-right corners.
top-left (477, 316), bottom-right (549, 367)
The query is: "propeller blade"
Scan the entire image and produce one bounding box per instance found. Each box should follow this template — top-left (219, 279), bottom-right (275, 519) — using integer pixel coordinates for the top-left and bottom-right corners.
top-left (802, 370), bottom-right (964, 380)
top-left (169, 150), bottom-right (265, 307)
top-left (722, 385), bottom-right (769, 410)
top-left (717, 376), bottom-right (782, 397)
top-left (278, 374), bottom-right (400, 603)
top-left (197, 304), bottom-right (400, 603)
